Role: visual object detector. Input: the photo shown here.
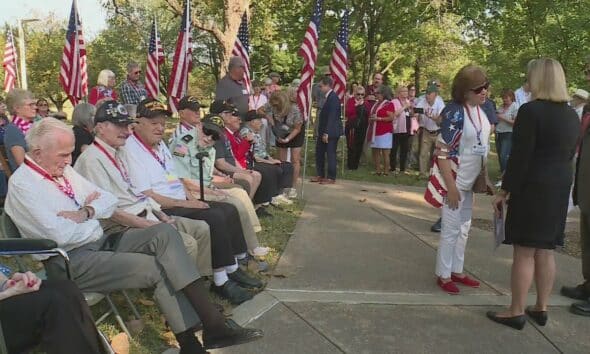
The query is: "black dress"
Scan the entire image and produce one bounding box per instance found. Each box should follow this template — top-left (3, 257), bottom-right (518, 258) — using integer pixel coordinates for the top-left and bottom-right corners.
top-left (72, 126), bottom-right (94, 165)
top-left (502, 100), bottom-right (580, 249)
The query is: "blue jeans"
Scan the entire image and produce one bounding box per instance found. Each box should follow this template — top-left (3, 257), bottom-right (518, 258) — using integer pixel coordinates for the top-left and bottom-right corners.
top-left (316, 137), bottom-right (339, 180)
top-left (495, 132), bottom-right (512, 173)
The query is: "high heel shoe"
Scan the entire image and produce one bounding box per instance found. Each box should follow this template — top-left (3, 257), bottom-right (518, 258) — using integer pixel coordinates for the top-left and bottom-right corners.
top-left (486, 311), bottom-right (526, 330)
top-left (525, 306), bottom-right (548, 326)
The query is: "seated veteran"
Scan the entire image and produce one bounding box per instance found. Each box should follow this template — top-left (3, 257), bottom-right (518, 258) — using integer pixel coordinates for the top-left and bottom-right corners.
top-left (122, 99), bottom-right (263, 304)
top-left (4, 117), bottom-right (263, 352)
top-left (0, 269), bottom-right (107, 354)
top-left (169, 106), bottom-right (269, 258)
top-left (74, 100), bottom-right (213, 275)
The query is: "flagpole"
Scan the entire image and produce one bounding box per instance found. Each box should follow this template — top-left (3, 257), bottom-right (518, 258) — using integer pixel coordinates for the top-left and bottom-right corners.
top-left (11, 27), bottom-right (21, 91)
top-left (300, 80), bottom-right (313, 200)
top-left (341, 94), bottom-right (346, 175)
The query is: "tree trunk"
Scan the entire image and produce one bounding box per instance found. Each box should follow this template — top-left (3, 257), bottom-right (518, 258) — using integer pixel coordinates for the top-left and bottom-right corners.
top-left (413, 57), bottom-right (421, 93)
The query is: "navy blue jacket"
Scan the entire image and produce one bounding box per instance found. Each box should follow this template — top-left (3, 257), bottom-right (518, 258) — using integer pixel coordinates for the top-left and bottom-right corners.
top-left (318, 91), bottom-right (343, 138)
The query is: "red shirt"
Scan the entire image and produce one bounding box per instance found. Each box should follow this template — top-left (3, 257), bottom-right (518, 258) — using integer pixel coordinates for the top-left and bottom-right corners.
top-left (372, 100), bottom-right (395, 135)
top-left (345, 99), bottom-right (373, 124)
top-left (89, 86), bottom-right (118, 105)
top-left (224, 128), bottom-right (251, 169)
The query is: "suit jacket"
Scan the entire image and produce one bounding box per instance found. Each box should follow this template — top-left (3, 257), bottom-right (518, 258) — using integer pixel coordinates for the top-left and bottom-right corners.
top-left (318, 91), bottom-right (343, 138)
top-left (575, 124), bottom-right (590, 213)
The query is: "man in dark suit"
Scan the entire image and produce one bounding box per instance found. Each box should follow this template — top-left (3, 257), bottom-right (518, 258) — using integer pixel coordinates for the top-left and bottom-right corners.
top-left (311, 76), bottom-right (342, 184)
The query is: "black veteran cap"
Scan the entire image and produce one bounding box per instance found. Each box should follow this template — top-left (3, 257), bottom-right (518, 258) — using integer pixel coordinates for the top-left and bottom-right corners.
top-left (201, 114), bottom-right (224, 135)
top-left (244, 110), bottom-right (265, 122)
top-left (137, 98), bottom-right (172, 118)
top-left (209, 100), bottom-right (238, 115)
top-left (178, 96), bottom-right (202, 111)
top-left (95, 100), bottom-right (135, 125)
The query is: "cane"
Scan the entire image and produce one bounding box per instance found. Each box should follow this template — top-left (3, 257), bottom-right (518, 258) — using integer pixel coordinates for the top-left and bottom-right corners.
top-left (195, 152), bottom-right (209, 201)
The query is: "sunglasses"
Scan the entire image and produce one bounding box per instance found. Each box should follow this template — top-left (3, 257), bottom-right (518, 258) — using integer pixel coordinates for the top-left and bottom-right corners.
top-left (471, 82), bottom-right (490, 94)
top-left (356, 93), bottom-right (365, 97)
top-left (202, 127), bottom-right (220, 140)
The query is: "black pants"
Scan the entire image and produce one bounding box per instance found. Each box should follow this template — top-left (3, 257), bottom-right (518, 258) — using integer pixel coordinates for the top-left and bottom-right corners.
top-left (252, 163), bottom-right (280, 202)
top-left (390, 133), bottom-right (410, 172)
top-left (167, 201), bottom-right (247, 268)
top-left (346, 123), bottom-right (367, 170)
top-left (316, 137), bottom-right (339, 180)
top-left (0, 279), bottom-right (104, 354)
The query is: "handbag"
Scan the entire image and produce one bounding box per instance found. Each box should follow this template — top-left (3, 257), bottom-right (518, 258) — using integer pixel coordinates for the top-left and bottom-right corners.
top-left (472, 157), bottom-right (494, 195)
top-left (271, 113), bottom-right (292, 139)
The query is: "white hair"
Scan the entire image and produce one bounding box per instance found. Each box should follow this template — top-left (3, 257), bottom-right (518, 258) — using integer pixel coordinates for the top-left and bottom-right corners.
top-left (97, 69), bottom-right (115, 87)
top-left (26, 118), bottom-right (74, 151)
top-left (5, 88), bottom-right (34, 115)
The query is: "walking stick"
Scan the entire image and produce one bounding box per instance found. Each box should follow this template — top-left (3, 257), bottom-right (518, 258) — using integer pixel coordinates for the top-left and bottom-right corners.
top-left (195, 152), bottom-right (208, 201)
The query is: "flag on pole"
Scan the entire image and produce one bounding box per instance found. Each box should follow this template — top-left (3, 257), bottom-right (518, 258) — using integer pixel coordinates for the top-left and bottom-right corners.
top-left (296, 0), bottom-right (323, 122)
top-left (329, 10), bottom-right (349, 102)
top-left (3, 28), bottom-right (17, 93)
top-left (167, 0), bottom-right (193, 113)
top-left (231, 12), bottom-right (251, 94)
top-left (59, 0), bottom-right (88, 105)
top-left (146, 18), bottom-right (165, 99)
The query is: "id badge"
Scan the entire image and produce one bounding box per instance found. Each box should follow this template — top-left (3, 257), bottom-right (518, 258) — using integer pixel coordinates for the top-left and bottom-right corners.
top-left (471, 144), bottom-right (487, 156)
top-left (242, 89), bottom-right (249, 95)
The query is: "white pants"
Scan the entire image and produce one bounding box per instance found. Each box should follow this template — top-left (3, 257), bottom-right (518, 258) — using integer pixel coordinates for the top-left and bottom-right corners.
top-left (436, 189), bottom-right (473, 278)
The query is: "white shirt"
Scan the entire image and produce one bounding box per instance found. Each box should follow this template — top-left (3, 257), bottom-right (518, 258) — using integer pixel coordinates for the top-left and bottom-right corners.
top-left (123, 134), bottom-right (187, 200)
top-left (249, 94), bottom-right (268, 110)
top-left (514, 86), bottom-right (531, 109)
top-left (415, 95), bottom-right (445, 131)
top-left (5, 157), bottom-right (118, 257)
top-left (456, 105), bottom-right (491, 191)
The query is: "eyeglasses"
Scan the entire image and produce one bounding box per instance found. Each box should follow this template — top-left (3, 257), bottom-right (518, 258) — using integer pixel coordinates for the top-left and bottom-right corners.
top-left (471, 82), bottom-right (490, 94)
top-left (356, 93), bottom-right (365, 97)
top-left (133, 71), bottom-right (142, 75)
top-left (202, 127), bottom-right (220, 140)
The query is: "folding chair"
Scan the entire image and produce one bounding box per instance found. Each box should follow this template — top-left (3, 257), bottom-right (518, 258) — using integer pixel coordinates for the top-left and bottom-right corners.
top-left (0, 211), bottom-right (141, 340)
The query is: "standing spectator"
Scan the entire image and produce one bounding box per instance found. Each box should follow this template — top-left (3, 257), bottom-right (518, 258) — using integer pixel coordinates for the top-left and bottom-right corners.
top-left (495, 88), bottom-right (518, 179)
top-left (407, 83), bottom-right (420, 169)
top-left (267, 72), bottom-right (282, 94)
top-left (488, 58), bottom-right (579, 330)
top-left (311, 68), bottom-right (332, 131)
top-left (71, 103), bottom-right (96, 164)
top-left (119, 61), bottom-right (148, 105)
top-left (481, 88), bottom-right (499, 130)
top-left (3, 89), bottom-right (36, 171)
top-left (215, 56), bottom-right (250, 119)
top-left (36, 98), bottom-right (51, 118)
top-left (366, 85), bottom-right (395, 176)
top-left (366, 73), bottom-right (384, 102)
top-left (390, 85), bottom-right (416, 174)
top-left (571, 89), bottom-right (589, 119)
top-left (311, 76), bottom-right (342, 184)
top-left (514, 79), bottom-right (531, 109)
top-left (345, 85), bottom-right (371, 170)
top-left (345, 82), bottom-right (359, 101)
top-left (428, 64), bottom-right (491, 295)
top-left (249, 81), bottom-right (268, 111)
top-left (88, 69), bottom-right (118, 106)
top-left (263, 78), bottom-right (273, 99)
top-left (415, 84), bottom-right (445, 176)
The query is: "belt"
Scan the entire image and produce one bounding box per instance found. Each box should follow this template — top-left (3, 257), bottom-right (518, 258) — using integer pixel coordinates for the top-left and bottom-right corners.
top-left (427, 129), bottom-right (440, 134)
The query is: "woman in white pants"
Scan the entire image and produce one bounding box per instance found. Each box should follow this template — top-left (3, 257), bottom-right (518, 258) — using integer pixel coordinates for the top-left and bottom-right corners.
top-left (428, 65), bottom-right (491, 294)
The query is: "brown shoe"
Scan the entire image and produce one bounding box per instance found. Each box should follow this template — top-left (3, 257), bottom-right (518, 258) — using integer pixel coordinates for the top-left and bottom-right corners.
top-left (310, 176), bottom-right (324, 183)
top-left (319, 179), bottom-right (336, 185)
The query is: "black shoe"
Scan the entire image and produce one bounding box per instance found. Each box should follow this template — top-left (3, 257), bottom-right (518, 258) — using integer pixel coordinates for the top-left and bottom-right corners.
top-left (228, 268), bottom-right (263, 289)
top-left (202, 323), bottom-right (264, 350)
top-left (561, 285), bottom-right (590, 300)
top-left (211, 280), bottom-right (253, 305)
top-left (486, 311), bottom-right (526, 330)
top-left (525, 306), bottom-right (548, 326)
top-left (570, 300), bottom-right (590, 317)
top-left (256, 207), bottom-right (272, 218)
top-left (431, 217), bottom-right (442, 233)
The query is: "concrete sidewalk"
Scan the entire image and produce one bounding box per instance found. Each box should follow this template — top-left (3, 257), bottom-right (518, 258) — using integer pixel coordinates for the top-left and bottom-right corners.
top-left (215, 180), bottom-right (590, 354)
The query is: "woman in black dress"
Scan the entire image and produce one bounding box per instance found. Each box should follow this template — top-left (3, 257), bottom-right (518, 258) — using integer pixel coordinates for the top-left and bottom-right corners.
top-left (488, 58), bottom-right (580, 330)
top-left (71, 102), bottom-right (96, 165)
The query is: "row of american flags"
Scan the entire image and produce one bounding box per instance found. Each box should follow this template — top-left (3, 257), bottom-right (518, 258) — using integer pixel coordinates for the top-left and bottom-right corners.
top-left (3, 0), bottom-right (349, 118)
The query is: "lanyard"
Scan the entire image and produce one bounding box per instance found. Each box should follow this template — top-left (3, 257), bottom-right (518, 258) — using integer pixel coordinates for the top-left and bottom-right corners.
top-left (371, 100), bottom-right (387, 117)
top-left (464, 105), bottom-right (483, 145)
top-left (93, 141), bottom-right (131, 183)
top-left (132, 132), bottom-right (166, 170)
top-left (24, 158), bottom-right (79, 207)
top-left (180, 122), bottom-right (193, 133)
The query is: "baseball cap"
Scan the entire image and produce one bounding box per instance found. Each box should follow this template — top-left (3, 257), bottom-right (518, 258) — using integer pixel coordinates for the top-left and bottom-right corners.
top-left (94, 100), bottom-right (135, 125)
top-left (178, 96), bottom-right (202, 111)
top-left (210, 100), bottom-right (238, 115)
top-left (136, 98), bottom-right (171, 118)
top-left (426, 84), bottom-right (439, 94)
top-left (245, 110), bottom-right (265, 122)
top-left (201, 114), bottom-right (224, 136)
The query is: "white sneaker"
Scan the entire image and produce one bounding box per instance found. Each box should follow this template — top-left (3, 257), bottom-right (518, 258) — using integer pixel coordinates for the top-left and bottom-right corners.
top-left (272, 195), bottom-right (293, 206)
top-left (287, 188), bottom-right (297, 199)
top-left (495, 180), bottom-right (502, 188)
top-left (250, 246), bottom-right (270, 257)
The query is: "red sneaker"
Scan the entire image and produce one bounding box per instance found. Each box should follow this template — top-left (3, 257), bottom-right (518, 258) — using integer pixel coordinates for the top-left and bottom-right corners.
top-left (451, 274), bottom-right (480, 288)
top-left (437, 278), bottom-right (460, 295)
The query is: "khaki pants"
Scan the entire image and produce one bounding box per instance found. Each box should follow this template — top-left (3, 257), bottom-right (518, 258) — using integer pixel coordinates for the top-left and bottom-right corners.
top-left (420, 131), bottom-right (439, 174)
top-left (174, 216), bottom-right (212, 276)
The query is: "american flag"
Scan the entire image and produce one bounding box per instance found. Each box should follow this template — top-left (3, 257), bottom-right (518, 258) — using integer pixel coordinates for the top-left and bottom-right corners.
top-left (329, 10), bottom-right (348, 102)
top-left (296, 0), bottom-right (323, 122)
top-left (146, 18), bottom-right (164, 99)
top-left (231, 12), bottom-right (251, 94)
top-left (3, 28), bottom-right (17, 93)
top-left (167, 0), bottom-right (193, 113)
top-left (59, 0), bottom-right (88, 106)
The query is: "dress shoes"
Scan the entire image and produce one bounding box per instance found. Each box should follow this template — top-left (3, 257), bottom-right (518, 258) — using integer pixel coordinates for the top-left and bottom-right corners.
top-left (431, 217), bottom-right (442, 233)
top-left (437, 278), bottom-right (460, 295)
top-left (486, 311), bottom-right (526, 330)
top-left (319, 178), bottom-right (336, 185)
top-left (202, 322), bottom-right (264, 350)
top-left (211, 280), bottom-right (253, 305)
top-left (310, 176), bottom-right (324, 183)
top-left (570, 300), bottom-right (590, 317)
top-left (228, 268), bottom-right (263, 289)
top-left (451, 274), bottom-right (480, 288)
top-left (255, 207), bottom-right (272, 218)
top-left (560, 285), bottom-right (590, 300)
top-left (525, 306), bottom-right (548, 326)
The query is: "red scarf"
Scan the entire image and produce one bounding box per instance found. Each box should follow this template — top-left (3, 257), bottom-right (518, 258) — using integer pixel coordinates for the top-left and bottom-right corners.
top-left (224, 129), bottom-right (251, 169)
top-left (13, 116), bottom-right (33, 134)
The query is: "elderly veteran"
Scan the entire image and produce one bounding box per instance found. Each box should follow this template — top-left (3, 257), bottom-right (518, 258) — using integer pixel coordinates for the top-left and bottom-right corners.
top-left (123, 99), bottom-right (263, 304)
top-left (172, 95), bottom-right (203, 140)
top-left (169, 105), bottom-right (268, 258)
top-left (74, 100), bottom-right (213, 275)
top-left (4, 117), bottom-right (263, 352)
